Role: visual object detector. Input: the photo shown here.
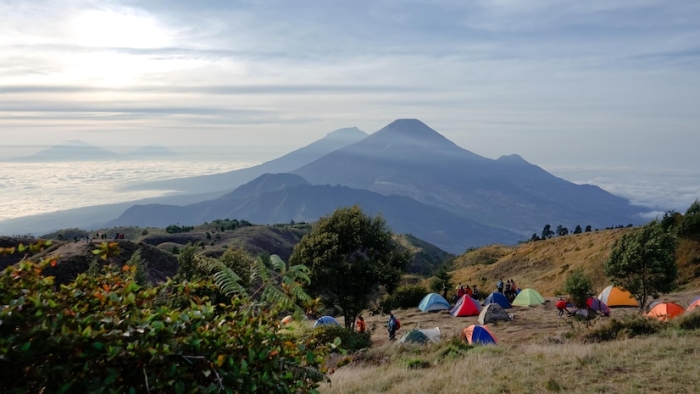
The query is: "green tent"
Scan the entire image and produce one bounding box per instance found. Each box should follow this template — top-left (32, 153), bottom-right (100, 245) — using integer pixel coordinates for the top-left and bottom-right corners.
top-left (399, 329), bottom-right (430, 344)
top-left (512, 288), bottom-right (545, 307)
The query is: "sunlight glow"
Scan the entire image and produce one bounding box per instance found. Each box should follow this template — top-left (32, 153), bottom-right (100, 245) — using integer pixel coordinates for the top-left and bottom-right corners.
top-left (71, 8), bottom-right (171, 49)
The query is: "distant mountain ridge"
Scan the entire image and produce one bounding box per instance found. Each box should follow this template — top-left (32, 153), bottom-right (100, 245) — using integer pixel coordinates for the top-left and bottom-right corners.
top-left (108, 173), bottom-right (521, 253)
top-left (6, 141), bottom-right (179, 162)
top-left (121, 127), bottom-right (368, 194)
top-left (292, 119), bottom-right (645, 235)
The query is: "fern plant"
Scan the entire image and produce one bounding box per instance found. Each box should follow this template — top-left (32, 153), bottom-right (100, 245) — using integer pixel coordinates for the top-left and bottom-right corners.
top-left (214, 254), bottom-right (312, 319)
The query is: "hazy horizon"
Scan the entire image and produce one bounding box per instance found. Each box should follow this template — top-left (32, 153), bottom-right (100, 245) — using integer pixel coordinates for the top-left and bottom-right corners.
top-left (1, 1), bottom-right (698, 219)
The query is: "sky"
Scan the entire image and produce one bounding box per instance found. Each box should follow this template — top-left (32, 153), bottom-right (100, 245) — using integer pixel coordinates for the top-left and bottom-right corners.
top-left (1, 0), bottom-right (699, 211)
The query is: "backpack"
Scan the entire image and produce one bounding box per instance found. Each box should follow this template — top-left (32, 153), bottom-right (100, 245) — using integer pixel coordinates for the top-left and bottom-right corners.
top-left (395, 319), bottom-right (401, 330)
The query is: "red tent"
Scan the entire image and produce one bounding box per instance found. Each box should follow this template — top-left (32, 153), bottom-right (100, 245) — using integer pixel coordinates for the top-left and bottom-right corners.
top-left (450, 295), bottom-right (481, 317)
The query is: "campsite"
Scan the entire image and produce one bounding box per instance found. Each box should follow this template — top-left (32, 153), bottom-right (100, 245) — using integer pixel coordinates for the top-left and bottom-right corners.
top-left (319, 289), bottom-right (700, 393)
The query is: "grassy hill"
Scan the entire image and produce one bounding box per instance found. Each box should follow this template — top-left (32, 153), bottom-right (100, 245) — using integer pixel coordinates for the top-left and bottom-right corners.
top-left (33, 221), bottom-right (453, 278)
top-left (447, 228), bottom-right (700, 296)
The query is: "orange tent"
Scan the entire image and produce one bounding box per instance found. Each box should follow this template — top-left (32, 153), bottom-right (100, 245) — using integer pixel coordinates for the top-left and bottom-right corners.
top-left (598, 286), bottom-right (639, 307)
top-left (687, 297), bottom-right (700, 312)
top-left (646, 302), bottom-right (685, 321)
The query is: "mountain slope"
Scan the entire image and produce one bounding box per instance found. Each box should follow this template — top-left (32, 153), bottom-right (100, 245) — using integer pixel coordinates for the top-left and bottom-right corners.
top-left (108, 174), bottom-right (521, 253)
top-left (292, 119), bottom-right (645, 234)
top-left (123, 144), bottom-right (179, 159)
top-left (122, 127), bottom-right (368, 194)
top-left (7, 140), bottom-right (119, 162)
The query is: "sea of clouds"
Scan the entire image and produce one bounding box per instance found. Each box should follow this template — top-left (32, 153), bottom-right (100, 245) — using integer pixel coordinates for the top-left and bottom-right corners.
top-left (0, 160), bottom-right (252, 221)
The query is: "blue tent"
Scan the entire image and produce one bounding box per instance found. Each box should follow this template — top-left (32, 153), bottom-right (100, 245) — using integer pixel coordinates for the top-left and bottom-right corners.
top-left (462, 325), bottom-right (498, 345)
top-left (313, 316), bottom-right (340, 328)
top-left (483, 292), bottom-right (511, 309)
top-left (418, 293), bottom-right (451, 312)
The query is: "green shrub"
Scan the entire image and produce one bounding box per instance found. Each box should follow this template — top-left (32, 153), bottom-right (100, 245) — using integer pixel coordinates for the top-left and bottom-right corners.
top-left (405, 358), bottom-right (431, 369)
top-left (0, 248), bottom-right (329, 393)
top-left (583, 315), bottom-right (664, 342)
top-left (386, 284), bottom-right (428, 309)
top-left (307, 325), bottom-right (372, 352)
top-left (673, 309), bottom-right (700, 330)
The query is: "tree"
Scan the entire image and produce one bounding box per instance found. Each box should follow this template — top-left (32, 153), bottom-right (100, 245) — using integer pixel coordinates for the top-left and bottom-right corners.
top-left (289, 206), bottom-right (410, 328)
top-left (604, 221), bottom-right (678, 309)
top-left (541, 224), bottom-right (554, 240)
top-left (565, 268), bottom-right (593, 308)
top-left (556, 225), bottom-right (569, 236)
top-left (584, 225), bottom-right (592, 232)
top-left (573, 225), bottom-right (582, 234)
top-left (530, 233), bottom-right (540, 242)
top-left (429, 266), bottom-right (453, 297)
top-left (678, 200), bottom-right (700, 239)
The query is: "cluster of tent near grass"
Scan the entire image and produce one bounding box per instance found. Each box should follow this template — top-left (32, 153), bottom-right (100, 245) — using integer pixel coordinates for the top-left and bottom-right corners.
top-left (297, 286), bottom-right (700, 348)
top-left (399, 286), bottom-right (700, 346)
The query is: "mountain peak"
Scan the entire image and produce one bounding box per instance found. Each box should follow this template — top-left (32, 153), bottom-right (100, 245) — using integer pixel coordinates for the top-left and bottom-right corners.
top-left (371, 119), bottom-right (461, 150)
top-left (497, 154), bottom-right (527, 163)
top-left (325, 127), bottom-right (367, 140)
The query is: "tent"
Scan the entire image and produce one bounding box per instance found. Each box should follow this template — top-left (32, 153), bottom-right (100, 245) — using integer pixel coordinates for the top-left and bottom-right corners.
top-left (646, 302), bottom-right (685, 321)
top-left (450, 295), bottom-right (481, 317)
top-left (313, 316), bottom-right (340, 328)
top-left (512, 288), bottom-right (545, 307)
top-left (399, 327), bottom-right (441, 344)
top-left (483, 292), bottom-right (512, 308)
top-left (281, 315), bottom-right (293, 325)
top-left (478, 303), bottom-right (512, 325)
top-left (418, 293), bottom-right (451, 312)
top-left (598, 286), bottom-right (638, 307)
top-left (462, 325), bottom-right (497, 345)
top-left (572, 308), bottom-right (597, 321)
top-left (586, 297), bottom-right (611, 317)
top-left (688, 296), bottom-right (700, 312)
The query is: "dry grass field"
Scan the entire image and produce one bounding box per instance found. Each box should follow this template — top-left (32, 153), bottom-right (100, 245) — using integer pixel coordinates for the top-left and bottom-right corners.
top-left (320, 292), bottom-right (700, 393)
top-left (317, 228), bottom-right (700, 393)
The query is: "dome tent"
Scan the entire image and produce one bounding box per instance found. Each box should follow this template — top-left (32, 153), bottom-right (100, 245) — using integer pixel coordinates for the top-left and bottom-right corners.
top-left (646, 302), bottom-right (685, 321)
top-left (450, 295), bottom-right (481, 317)
top-left (687, 296), bottom-right (700, 312)
top-left (598, 286), bottom-right (638, 307)
top-left (462, 325), bottom-right (497, 345)
top-left (483, 292), bottom-right (511, 308)
top-left (478, 303), bottom-right (512, 325)
top-left (313, 316), bottom-right (340, 328)
top-left (418, 293), bottom-right (451, 312)
top-left (512, 288), bottom-right (545, 307)
top-left (399, 327), bottom-right (441, 344)
top-left (586, 297), bottom-right (611, 317)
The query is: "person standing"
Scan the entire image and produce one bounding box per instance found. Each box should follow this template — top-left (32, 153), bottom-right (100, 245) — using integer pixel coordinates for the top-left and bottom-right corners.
top-left (497, 278), bottom-right (504, 294)
top-left (472, 285), bottom-right (479, 300)
top-left (387, 313), bottom-right (398, 340)
top-left (356, 315), bottom-right (367, 333)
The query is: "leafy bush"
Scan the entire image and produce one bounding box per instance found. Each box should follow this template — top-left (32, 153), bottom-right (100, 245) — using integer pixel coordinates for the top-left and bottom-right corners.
top-left (388, 284), bottom-right (429, 309)
top-left (565, 268), bottom-right (593, 308)
top-left (672, 309), bottom-right (700, 330)
top-left (306, 325), bottom-right (372, 352)
top-left (583, 315), bottom-right (664, 342)
top-left (0, 247), bottom-right (329, 393)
